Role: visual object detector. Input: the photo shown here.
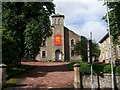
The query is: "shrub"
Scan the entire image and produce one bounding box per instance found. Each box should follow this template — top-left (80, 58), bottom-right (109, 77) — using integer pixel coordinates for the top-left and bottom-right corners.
top-left (80, 62), bottom-right (91, 75)
top-left (48, 60), bottom-right (52, 62)
top-left (93, 64), bottom-right (106, 73)
top-left (115, 65), bottom-right (120, 74)
top-left (103, 65), bottom-right (111, 73)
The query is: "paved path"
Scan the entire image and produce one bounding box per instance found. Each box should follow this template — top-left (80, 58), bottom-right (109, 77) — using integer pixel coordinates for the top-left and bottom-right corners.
top-left (5, 62), bottom-right (74, 90)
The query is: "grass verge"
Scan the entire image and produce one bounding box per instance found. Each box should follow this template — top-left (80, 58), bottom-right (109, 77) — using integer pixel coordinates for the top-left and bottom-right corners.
top-left (5, 64), bottom-right (33, 88)
top-left (6, 64), bottom-right (33, 80)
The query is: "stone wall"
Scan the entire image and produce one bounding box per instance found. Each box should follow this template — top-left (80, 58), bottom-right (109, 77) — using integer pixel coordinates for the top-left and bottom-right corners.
top-left (80, 74), bottom-right (120, 89)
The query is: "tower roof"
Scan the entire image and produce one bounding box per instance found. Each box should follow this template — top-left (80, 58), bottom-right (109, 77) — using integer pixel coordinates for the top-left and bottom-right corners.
top-left (51, 13), bottom-right (65, 18)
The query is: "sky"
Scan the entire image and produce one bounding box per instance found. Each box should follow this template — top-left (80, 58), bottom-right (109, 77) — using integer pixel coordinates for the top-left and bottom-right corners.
top-left (53, 0), bottom-right (108, 42)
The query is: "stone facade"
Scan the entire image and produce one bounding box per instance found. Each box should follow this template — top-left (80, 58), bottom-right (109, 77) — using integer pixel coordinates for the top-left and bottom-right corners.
top-left (36, 14), bottom-right (81, 61)
top-left (99, 33), bottom-right (120, 63)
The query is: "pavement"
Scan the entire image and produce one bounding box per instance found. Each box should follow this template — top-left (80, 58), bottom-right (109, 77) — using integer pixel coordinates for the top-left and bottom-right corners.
top-left (4, 62), bottom-right (74, 90)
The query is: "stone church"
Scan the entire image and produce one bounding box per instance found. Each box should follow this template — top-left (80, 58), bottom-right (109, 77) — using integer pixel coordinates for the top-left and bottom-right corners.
top-left (36, 14), bottom-right (81, 62)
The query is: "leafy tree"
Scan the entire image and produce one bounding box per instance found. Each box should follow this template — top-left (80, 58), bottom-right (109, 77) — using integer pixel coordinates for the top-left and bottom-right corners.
top-left (102, 2), bottom-right (120, 44)
top-left (2, 28), bottom-right (19, 67)
top-left (75, 36), bottom-right (100, 62)
top-left (92, 40), bottom-right (100, 59)
top-left (75, 36), bottom-right (88, 61)
top-left (2, 2), bottom-right (55, 66)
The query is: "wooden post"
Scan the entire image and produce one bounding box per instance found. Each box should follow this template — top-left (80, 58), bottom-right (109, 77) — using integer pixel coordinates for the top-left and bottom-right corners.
top-left (73, 63), bottom-right (81, 89)
top-left (0, 64), bottom-right (7, 89)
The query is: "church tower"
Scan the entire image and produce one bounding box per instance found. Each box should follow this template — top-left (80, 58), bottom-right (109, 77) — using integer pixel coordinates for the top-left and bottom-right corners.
top-left (51, 14), bottom-right (65, 61)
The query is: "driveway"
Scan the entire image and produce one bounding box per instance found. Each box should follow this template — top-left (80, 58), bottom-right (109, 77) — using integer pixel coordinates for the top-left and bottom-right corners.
top-left (4, 62), bottom-right (74, 90)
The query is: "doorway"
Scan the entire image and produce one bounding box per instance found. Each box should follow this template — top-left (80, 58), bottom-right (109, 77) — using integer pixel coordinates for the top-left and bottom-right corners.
top-left (55, 50), bottom-right (62, 61)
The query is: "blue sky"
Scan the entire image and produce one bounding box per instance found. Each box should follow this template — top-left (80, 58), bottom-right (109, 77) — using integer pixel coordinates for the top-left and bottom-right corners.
top-left (53, 0), bottom-right (108, 42)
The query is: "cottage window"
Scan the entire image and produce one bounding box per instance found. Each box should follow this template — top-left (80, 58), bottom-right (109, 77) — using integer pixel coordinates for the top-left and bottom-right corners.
top-left (42, 40), bottom-right (46, 47)
top-left (42, 51), bottom-right (46, 58)
top-left (106, 50), bottom-right (108, 59)
top-left (71, 39), bottom-right (74, 46)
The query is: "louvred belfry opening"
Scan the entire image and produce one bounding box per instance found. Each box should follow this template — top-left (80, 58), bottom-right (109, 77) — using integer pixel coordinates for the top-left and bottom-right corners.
top-left (54, 35), bottom-right (62, 46)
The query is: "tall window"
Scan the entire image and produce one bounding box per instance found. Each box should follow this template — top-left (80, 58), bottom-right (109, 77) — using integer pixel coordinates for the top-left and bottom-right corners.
top-left (58, 18), bottom-right (61, 24)
top-left (42, 51), bottom-right (46, 58)
top-left (106, 50), bottom-right (108, 59)
top-left (42, 40), bottom-right (46, 47)
top-left (71, 39), bottom-right (74, 46)
top-left (54, 18), bottom-right (56, 25)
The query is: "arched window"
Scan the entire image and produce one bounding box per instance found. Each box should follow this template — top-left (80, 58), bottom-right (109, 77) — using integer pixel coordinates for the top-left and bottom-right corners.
top-left (42, 40), bottom-right (46, 47)
top-left (54, 18), bottom-right (56, 25)
top-left (71, 39), bottom-right (74, 46)
top-left (58, 18), bottom-right (61, 24)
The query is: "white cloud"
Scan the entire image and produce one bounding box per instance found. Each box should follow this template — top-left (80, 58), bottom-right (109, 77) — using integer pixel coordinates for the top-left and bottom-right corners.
top-left (53, 0), bottom-right (108, 42)
top-left (80, 21), bottom-right (107, 41)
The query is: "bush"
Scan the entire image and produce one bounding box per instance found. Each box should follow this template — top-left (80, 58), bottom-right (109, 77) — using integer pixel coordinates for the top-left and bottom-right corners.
top-left (80, 62), bottom-right (91, 75)
top-left (93, 64), bottom-right (106, 73)
top-left (103, 65), bottom-right (111, 73)
top-left (48, 60), bottom-right (52, 62)
top-left (115, 65), bottom-right (120, 74)
top-left (69, 62), bottom-right (120, 75)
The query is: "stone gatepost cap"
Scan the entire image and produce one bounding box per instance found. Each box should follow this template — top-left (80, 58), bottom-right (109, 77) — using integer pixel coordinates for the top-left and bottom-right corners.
top-left (0, 64), bottom-right (7, 68)
top-left (73, 63), bottom-right (81, 67)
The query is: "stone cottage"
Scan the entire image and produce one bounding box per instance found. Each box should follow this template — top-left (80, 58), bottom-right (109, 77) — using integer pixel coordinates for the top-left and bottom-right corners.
top-left (99, 33), bottom-right (120, 63)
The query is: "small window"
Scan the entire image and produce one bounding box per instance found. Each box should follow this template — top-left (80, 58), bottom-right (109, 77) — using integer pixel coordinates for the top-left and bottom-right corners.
top-left (106, 50), bottom-right (108, 59)
top-left (55, 18), bottom-right (59, 25)
top-left (54, 18), bottom-right (56, 25)
top-left (42, 51), bottom-right (46, 58)
top-left (58, 18), bottom-right (61, 24)
top-left (71, 39), bottom-right (74, 46)
top-left (71, 50), bottom-right (74, 56)
top-left (42, 40), bottom-right (46, 47)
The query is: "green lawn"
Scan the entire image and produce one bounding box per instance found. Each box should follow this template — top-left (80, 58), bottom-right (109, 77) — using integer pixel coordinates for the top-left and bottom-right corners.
top-left (4, 64), bottom-right (33, 88)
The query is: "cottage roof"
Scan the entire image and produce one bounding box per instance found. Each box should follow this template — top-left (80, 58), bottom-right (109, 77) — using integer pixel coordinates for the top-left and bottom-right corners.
top-left (99, 33), bottom-right (109, 43)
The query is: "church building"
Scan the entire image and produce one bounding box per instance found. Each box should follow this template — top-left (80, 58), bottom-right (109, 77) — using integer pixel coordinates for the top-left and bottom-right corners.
top-left (36, 14), bottom-right (81, 62)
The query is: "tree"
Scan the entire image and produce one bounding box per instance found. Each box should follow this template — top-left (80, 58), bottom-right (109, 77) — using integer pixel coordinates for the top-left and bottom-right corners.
top-left (102, 2), bottom-right (120, 44)
top-left (2, 2), bottom-right (55, 66)
top-left (75, 36), bottom-right (88, 62)
top-left (2, 28), bottom-right (19, 67)
top-left (92, 40), bottom-right (100, 59)
top-left (75, 36), bottom-right (100, 62)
